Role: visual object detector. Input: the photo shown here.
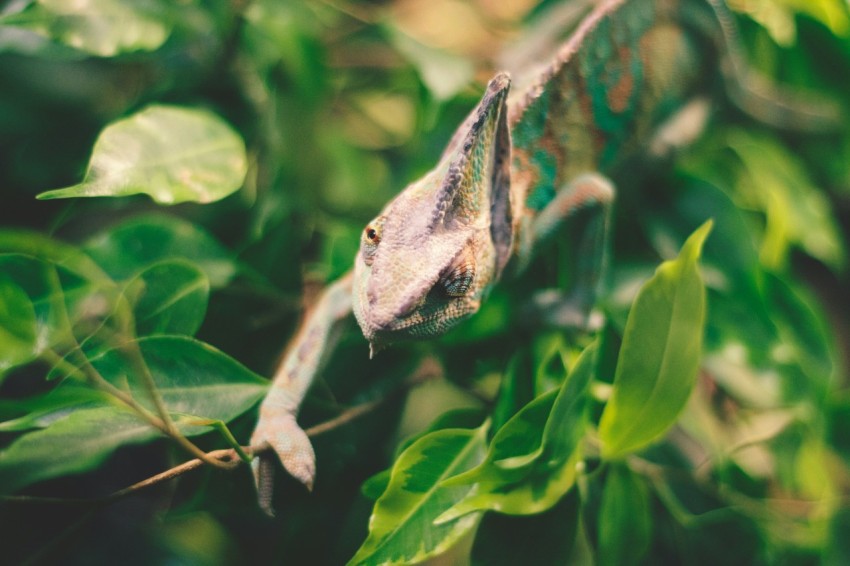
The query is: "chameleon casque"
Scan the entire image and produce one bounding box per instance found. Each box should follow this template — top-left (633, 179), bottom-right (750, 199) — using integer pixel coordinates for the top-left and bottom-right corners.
top-left (250, 0), bottom-right (832, 513)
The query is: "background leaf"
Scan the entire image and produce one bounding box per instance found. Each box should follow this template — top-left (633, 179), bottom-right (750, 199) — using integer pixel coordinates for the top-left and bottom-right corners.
top-left (37, 105), bottom-right (247, 204)
top-left (0, 275), bottom-right (37, 377)
top-left (0, 0), bottom-right (173, 57)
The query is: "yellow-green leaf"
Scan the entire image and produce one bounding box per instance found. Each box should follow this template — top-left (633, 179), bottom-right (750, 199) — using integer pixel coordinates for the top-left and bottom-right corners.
top-left (599, 221), bottom-right (711, 459)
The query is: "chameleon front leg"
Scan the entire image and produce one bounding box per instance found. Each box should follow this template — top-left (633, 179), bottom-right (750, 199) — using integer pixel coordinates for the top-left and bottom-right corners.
top-left (250, 271), bottom-right (353, 516)
top-left (518, 173), bottom-right (615, 328)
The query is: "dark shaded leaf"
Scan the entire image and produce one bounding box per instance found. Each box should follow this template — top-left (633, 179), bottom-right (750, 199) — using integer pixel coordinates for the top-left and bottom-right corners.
top-left (84, 214), bottom-right (236, 287)
top-left (471, 488), bottom-right (580, 566)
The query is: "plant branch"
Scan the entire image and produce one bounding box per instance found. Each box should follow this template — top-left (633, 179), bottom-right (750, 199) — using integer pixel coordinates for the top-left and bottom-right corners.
top-left (3, 358), bottom-right (441, 507)
top-left (43, 348), bottom-right (231, 470)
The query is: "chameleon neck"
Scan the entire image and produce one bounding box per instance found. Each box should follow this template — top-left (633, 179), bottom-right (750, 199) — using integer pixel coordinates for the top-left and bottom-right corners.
top-left (507, 0), bottom-right (714, 214)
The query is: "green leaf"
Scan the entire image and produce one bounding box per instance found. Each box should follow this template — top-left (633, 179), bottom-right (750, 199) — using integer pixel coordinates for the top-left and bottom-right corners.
top-left (0, 383), bottom-right (110, 432)
top-left (127, 260), bottom-right (209, 336)
top-left (437, 342), bottom-right (596, 520)
top-left (0, 252), bottom-right (116, 361)
top-left (0, 336), bottom-right (267, 494)
top-left (471, 488), bottom-right (580, 566)
top-left (0, 0), bottom-right (172, 57)
top-left (0, 406), bottom-right (165, 494)
top-left (0, 275), bottom-right (38, 376)
top-left (84, 214), bottom-right (236, 287)
top-left (349, 426), bottom-right (488, 566)
top-left (597, 465), bottom-right (652, 566)
top-left (0, 230), bottom-right (111, 283)
top-left (764, 273), bottom-right (835, 392)
top-left (598, 221), bottom-right (711, 459)
top-left (37, 105), bottom-right (247, 204)
top-left (95, 336), bottom-right (267, 418)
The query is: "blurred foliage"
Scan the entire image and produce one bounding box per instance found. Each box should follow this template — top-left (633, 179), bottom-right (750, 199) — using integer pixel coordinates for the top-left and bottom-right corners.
top-left (0, 0), bottom-right (849, 564)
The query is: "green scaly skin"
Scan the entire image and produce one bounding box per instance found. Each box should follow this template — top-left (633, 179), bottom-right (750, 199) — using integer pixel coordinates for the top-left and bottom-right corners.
top-left (249, 0), bottom-right (836, 514)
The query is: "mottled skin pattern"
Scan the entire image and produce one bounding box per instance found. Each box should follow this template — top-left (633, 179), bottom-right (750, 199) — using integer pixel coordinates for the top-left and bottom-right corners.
top-left (250, 0), bottom-right (832, 514)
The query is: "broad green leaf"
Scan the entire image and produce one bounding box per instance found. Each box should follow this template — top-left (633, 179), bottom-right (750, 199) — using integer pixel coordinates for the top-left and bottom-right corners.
top-left (127, 260), bottom-right (209, 336)
top-left (84, 214), bottom-right (236, 287)
top-left (0, 0), bottom-right (172, 57)
top-left (437, 342), bottom-right (596, 520)
top-left (597, 465), bottom-right (652, 566)
top-left (0, 275), bottom-right (37, 376)
top-left (37, 105), bottom-right (247, 205)
top-left (599, 221), bottom-right (710, 459)
top-left (349, 426), bottom-right (488, 566)
top-left (471, 488), bottom-right (580, 566)
top-left (0, 336), bottom-right (267, 494)
top-left (93, 336), bottom-right (267, 417)
top-left (727, 130), bottom-right (844, 270)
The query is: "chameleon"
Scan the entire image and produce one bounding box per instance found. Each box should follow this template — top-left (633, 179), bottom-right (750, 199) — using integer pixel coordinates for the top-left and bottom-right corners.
top-left (249, 0), bottom-right (835, 515)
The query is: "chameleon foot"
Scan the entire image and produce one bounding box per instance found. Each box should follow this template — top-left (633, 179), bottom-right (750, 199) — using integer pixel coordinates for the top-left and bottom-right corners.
top-left (250, 413), bottom-right (316, 516)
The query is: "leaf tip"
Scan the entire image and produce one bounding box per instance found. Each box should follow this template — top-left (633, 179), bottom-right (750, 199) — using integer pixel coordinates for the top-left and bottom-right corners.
top-left (682, 219), bottom-right (713, 263)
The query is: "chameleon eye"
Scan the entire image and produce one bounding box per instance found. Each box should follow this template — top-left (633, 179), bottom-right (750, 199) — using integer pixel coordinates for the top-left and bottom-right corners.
top-left (362, 219), bottom-right (384, 266)
top-left (365, 226), bottom-right (380, 243)
top-left (439, 258), bottom-right (475, 297)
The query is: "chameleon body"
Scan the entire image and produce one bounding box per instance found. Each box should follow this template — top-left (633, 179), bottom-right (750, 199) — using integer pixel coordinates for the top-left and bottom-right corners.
top-left (250, 0), bottom-right (831, 514)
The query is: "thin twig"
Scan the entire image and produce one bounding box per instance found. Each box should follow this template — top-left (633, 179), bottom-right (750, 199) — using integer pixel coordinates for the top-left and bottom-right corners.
top-left (2, 357), bottom-right (441, 507)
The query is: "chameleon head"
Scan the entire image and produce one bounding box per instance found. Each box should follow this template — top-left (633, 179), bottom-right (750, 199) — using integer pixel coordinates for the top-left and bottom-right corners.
top-left (352, 73), bottom-right (514, 355)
